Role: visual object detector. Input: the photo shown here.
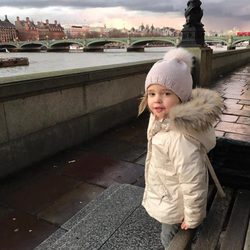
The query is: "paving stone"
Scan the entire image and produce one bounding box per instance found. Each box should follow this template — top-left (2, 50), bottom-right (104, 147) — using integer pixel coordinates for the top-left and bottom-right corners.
top-left (241, 90), bottom-right (250, 100)
top-left (36, 185), bottom-right (122, 249)
top-left (237, 116), bottom-right (250, 125)
top-left (132, 135), bottom-right (147, 147)
top-left (133, 175), bottom-right (145, 188)
top-left (62, 152), bottom-right (144, 188)
top-left (215, 130), bottom-right (225, 137)
top-left (0, 174), bottom-right (81, 214)
top-left (35, 228), bottom-right (67, 250)
top-left (243, 105), bottom-right (250, 111)
top-left (103, 125), bottom-right (147, 147)
top-left (226, 81), bottom-right (247, 87)
top-left (211, 85), bottom-right (227, 93)
top-left (224, 99), bottom-right (240, 105)
top-left (223, 108), bottom-right (250, 117)
top-left (62, 183), bottom-right (121, 230)
top-left (225, 133), bottom-right (250, 143)
top-left (216, 122), bottom-right (250, 136)
top-left (0, 157), bottom-right (73, 198)
top-left (37, 182), bottom-right (104, 226)
top-left (82, 138), bottom-right (146, 162)
top-left (223, 88), bottom-right (244, 95)
top-left (214, 121), bottom-right (219, 127)
top-left (238, 100), bottom-right (250, 105)
top-left (220, 114), bottom-right (238, 123)
top-left (102, 116), bottom-right (148, 144)
top-left (224, 103), bottom-right (243, 110)
top-left (135, 154), bottom-right (146, 166)
top-left (0, 210), bottom-right (58, 250)
top-left (223, 93), bottom-right (243, 99)
top-left (0, 206), bottom-right (13, 220)
top-left (100, 206), bottom-right (162, 250)
top-left (49, 184), bottom-right (143, 249)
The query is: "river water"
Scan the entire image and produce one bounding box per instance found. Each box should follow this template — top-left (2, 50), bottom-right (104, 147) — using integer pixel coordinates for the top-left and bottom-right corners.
top-left (0, 46), bottom-right (228, 78)
top-left (0, 48), bottom-right (171, 78)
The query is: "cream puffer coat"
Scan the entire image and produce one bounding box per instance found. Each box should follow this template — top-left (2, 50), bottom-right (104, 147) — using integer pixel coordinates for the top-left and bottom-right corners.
top-left (142, 88), bottom-right (224, 229)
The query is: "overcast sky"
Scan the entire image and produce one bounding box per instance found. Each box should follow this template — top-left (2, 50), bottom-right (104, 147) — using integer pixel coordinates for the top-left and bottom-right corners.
top-left (0, 0), bottom-right (249, 32)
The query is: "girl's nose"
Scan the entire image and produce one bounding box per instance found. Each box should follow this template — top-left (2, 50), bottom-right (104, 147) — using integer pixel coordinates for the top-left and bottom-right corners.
top-left (155, 94), bottom-right (163, 103)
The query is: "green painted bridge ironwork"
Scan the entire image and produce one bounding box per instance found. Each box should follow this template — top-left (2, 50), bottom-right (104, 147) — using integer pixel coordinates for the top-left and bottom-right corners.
top-left (0, 36), bottom-right (249, 51)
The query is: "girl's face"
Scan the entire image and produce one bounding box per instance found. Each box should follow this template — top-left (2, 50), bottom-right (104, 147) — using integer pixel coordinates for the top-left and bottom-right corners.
top-left (147, 84), bottom-right (180, 120)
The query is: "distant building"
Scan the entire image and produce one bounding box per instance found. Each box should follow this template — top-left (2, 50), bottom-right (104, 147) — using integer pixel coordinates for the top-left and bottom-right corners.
top-left (0, 15), bottom-right (17, 42)
top-left (37, 19), bottom-right (65, 40)
top-left (15, 16), bottom-right (39, 41)
top-left (64, 25), bottom-right (90, 39)
top-left (15, 16), bottom-right (64, 41)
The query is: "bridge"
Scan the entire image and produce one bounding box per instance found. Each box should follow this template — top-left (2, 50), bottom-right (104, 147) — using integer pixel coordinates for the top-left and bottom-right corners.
top-left (0, 35), bottom-right (249, 52)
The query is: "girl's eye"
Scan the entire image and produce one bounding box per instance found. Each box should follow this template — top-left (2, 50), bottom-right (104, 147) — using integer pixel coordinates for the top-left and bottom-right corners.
top-left (165, 92), bottom-right (171, 96)
top-left (148, 93), bottom-right (155, 97)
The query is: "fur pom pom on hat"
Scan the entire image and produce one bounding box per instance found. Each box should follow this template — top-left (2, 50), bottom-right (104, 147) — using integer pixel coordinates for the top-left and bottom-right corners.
top-left (145, 48), bottom-right (193, 102)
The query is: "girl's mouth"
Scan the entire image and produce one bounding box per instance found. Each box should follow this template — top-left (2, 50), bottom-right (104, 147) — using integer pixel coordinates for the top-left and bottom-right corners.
top-left (154, 107), bottom-right (165, 113)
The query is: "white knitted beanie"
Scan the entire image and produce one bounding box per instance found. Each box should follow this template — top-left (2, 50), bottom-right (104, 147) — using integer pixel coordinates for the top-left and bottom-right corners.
top-left (145, 48), bottom-right (193, 102)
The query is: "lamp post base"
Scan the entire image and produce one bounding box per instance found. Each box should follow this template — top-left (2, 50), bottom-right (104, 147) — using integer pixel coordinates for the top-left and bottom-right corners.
top-left (179, 26), bottom-right (205, 47)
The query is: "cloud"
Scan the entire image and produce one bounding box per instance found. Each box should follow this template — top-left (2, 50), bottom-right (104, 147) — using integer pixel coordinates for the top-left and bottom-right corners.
top-left (0, 0), bottom-right (177, 11)
top-left (1, 0), bottom-right (249, 20)
top-left (0, 0), bottom-right (249, 31)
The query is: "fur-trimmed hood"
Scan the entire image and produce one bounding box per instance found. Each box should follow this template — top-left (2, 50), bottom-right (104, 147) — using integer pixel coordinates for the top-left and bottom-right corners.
top-left (169, 88), bottom-right (224, 133)
top-left (149, 88), bottom-right (224, 152)
top-left (168, 88), bottom-right (224, 151)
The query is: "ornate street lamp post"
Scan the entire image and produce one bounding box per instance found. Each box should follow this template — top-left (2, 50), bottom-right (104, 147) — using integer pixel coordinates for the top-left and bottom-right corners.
top-left (179, 0), bottom-right (205, 47)
top-left (178, 0), bottom-right (213, 87)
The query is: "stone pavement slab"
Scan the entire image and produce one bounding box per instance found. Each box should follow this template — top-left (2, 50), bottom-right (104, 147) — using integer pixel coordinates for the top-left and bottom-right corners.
top-left (83, 138), bottom-right (146, 162)
top-left (222, 108), bottom-right (250, 117)
top-left (0, 210), bottom-right (58, 250)
top-left (99, 206), bottom-right (162, 250)
top-left (220, 114), bottom-right (238, 123)
top-left (61, 183), bottom-right (122, 231)
top-left (37, 182), bottom-right (104, 226)
top-left (239, 100), bottom-right (250, 105)
top-left (216, 121), bottom-right (250, 135)
top-left (36, 184), bottom-right (151, 250)
top-left (35, 184), bottom-right (122, 249)
top-left (102, 118), bottom-right (147, 147)
top-left (0, 174), bottom-right (81, 214)
top-left (62, 151), bottom-right (144, 188)
top-left (237, 116), bottom-right (250, 125)
top-left (224, 132), bottom-right (250, 142)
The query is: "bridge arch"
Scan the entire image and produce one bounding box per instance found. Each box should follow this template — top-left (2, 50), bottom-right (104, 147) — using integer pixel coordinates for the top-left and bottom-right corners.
top-left (232, 38), bottom-right (250, 46)
top-left (205, 39), bottom-right (228, 46)
top-left (50, 40), bottom-right (84, 48)
top-left (21, 42), bottom-right (45, 48)
top-left (86, 39), bottom-right (127, 47)
top-left (0, 43), bottom-right (17, 50)
top-left (130, 38), bottom-right (176, 47)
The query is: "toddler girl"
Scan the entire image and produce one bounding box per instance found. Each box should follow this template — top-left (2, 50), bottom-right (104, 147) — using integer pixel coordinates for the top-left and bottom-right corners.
top-left (139, 48), bottom-right (224, 249)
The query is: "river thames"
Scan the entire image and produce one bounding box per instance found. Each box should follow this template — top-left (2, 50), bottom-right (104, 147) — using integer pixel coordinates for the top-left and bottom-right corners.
top-left (0, 46), bottom-right (228, 78)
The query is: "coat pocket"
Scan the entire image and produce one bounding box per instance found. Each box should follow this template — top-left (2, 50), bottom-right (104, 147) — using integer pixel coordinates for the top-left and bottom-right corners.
top-left (158, 184), bottom-right (174, 205)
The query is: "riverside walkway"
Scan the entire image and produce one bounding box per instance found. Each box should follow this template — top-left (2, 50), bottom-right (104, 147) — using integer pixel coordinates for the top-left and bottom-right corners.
top-left (0, 64), bottom-right (249, 249)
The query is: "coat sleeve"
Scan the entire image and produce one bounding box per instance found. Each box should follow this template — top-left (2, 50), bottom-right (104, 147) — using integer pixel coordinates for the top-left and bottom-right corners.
top-left (168, 133), bottom-right (208, 228)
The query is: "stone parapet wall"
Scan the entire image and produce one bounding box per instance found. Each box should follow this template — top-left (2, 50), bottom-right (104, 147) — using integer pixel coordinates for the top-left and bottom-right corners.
top-left (0, 61), bottom-right (154, 177)
top-left (212, 48), bottom-right (250, 80)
